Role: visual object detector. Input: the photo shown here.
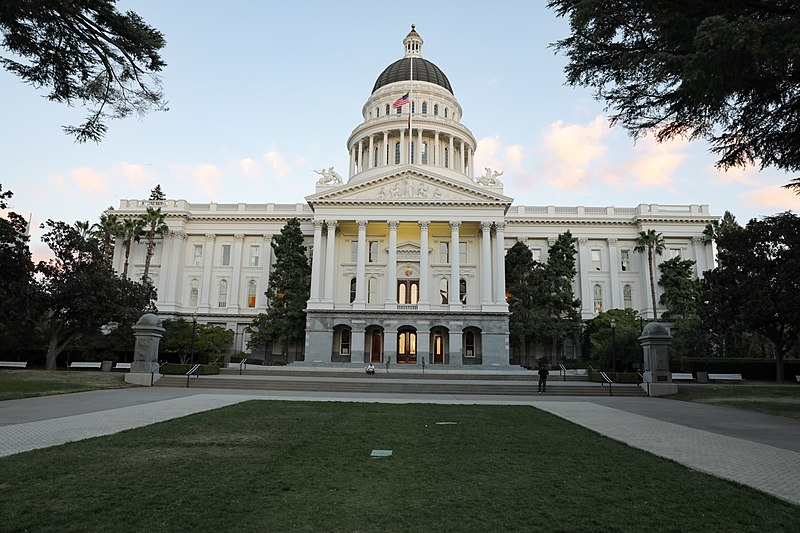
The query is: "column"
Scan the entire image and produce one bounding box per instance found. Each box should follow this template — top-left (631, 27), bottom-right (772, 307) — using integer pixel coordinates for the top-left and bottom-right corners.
top-left (434, 132), bottom-right (440, 166)
top-left (449, 221), bottom-right (461, 311)
top-left (400, 129), bottom-right (406, 164)
top-left (692, 236), bottom-right (707, 276)
top-left (449, 330), bottom-right (463, 366)
top-left (156, 232), bottom-right (173, 307)
top-left (228, 234), bottom-right (244, 311)
top-left (368, 135), bottom-right (374, 169)
top-left (382, 132), bottom-right (388, 166)
top-left (349, 145), bottom-right (356, 176)
top-left (448, 136), bottom-right (454, 169)
top-left (166, 231), bottom-right (186, 308)
top-left (467, 147), bottom-right (473, 177)
top-left (418, 221), bottom-right (430, 310)
top-left (480, 221), bottom-right (492, 307)
top-left (416, 326), bottom-right (430, 367)
top-left (493, 223), bottom-right (507, 306)
top-left (460, 140), bottom-right (465, 173)
top-left (309, 221), bottom-right (323, 302)
top-left (199, 234), bottom-right (215, 312)
top-left (259, 233), bottom-right (273, 308)
top-left (353, 220), bottom-right (368, 310)
top-left (323, 220), bottom-right (337, 304)
top-left (608, 238), bottom-right (620, 309)
top-left (417, 128), bottom-right (423, 165)
top-left (357, 139), bottom-right (363, 173)
top-left (578, 238), bottom-right (593, 319)
top-left (386, 220), bottom-right (399, 309)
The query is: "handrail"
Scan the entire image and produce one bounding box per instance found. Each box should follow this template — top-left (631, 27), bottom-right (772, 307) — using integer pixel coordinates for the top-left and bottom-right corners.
top-left (599, 371), bottom-right (613, 396)
top-left (239, 358), bottom-right (248, 375)
top-left (637, 371), bottom-right (650, 396)
top-left (151, 361), bottom-right (168, 386)
top-left (186, 363), bottom-right (201, 388)
top-left (559, 363), bottom-right (567, 381)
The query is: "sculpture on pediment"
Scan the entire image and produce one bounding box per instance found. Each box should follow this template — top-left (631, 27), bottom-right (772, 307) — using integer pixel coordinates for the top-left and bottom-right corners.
top-left (390, 183), bottom-right (401, 198)
top-left (434, 187), bottom-right (442, 199)
top-left (417, 182), bottom-right (428, 198)
top-left (405, 177), bottom-right (413, 197)
top-left (476, 167), bottom-right (503, 186)
top-left (377, 186), bottom-right (387, 199)
top-left (314, 166), bottom-right (343, 185)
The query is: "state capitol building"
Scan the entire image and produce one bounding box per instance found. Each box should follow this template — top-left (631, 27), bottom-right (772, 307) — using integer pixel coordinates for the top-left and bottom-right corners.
top-left (112, 27), bottom-right (716, 368)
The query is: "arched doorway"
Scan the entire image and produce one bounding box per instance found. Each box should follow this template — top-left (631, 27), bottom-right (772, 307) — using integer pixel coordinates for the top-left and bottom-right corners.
top-left (431, 327), bottom-right (448, 364)
top-left (397, 327), bottom-right (417, 364)
top-left (365, 327), bottom-right (383, 363)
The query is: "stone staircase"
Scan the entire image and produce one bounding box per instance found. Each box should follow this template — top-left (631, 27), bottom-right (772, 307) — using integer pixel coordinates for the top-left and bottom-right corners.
top-left (154, 368), bottom-right (645, 397)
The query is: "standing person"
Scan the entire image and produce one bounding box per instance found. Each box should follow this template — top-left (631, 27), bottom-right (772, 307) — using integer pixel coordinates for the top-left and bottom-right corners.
top-left (538, 364), bottom-right (549, 394)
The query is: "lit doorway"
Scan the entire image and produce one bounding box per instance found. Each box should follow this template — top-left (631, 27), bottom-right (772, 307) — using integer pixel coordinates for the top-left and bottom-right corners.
top-left (432, 330), bottom-right (446, 364)
top-left (397, 329), bottom-right (417, 364)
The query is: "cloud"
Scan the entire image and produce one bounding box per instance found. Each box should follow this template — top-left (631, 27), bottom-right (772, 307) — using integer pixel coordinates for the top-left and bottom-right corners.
top-left (115, 163), bottom-right (156, 187)
top-left (474, 136), bottom-right (526, 177)
top-left (622, 134), bottom-right (689, 189)
top-left (263, 150), bottom-right (292, 180)
top-left (48, 173), bottom-right (67, 191)
top-left (69, 167), bottom-right (107, 194)
top-left (740, 185), bottom-right (800, 212)
top-left (235, 157), bottom-right (263, 181)
top-left (711, 164), bottom-right (759, 186)
top-left (540, 115), bottom-right (610, 189)
top-left (193, 164), bottom-right (220, 199)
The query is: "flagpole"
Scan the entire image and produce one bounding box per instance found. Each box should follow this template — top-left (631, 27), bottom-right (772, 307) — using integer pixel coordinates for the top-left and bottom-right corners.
top-left (409, 54), bottom-right (413, 165)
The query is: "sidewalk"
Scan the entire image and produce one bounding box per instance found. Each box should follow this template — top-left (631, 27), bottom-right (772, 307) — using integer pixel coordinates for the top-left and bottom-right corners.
top-left (0, 387), bottom-right (798, 505)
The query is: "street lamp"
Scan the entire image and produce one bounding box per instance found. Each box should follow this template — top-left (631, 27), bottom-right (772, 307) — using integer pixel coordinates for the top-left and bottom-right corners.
top-left (190, 314), bottom-right (198, 365)
top-left (610, 319), bottom-right (617, 375)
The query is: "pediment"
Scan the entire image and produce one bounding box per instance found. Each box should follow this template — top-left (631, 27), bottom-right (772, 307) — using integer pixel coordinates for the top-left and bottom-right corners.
top-left (306, 167), bottom-right (513, 207)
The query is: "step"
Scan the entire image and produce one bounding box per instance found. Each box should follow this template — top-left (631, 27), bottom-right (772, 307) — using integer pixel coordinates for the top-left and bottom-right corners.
top-left (218, 367), bottom-right (591, 382)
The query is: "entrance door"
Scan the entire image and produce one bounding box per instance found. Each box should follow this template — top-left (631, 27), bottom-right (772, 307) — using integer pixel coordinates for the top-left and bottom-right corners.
top-left (397, 330), bottom-right (417, 364)
top-left (433, 332), bottom-right (445, 364)
top-left (370, 331), bottom-right (382, 363)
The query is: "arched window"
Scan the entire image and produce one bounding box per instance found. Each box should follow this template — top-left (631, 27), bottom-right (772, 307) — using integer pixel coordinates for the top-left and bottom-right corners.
top-left (395, 142), bottom-right (401, 164)
top-left (375, 107), bottom-right (379, 118)
top-left (340, 328), bottom-right (351, 355)
top-left (368, 277), bottom-right (377, 304)
top-left (421, 142), bottom-right (428, 164)
top-left (623, 284), bottom-right (633, 309)
top-left (465, 331), bottom-right (476, 358)
top-left (444, 108), bottom-right (448, 118)
top-left (433, 104), bottom-right (439, 116)
top-left (459, 279), bottom-right (467, 305)
top-left (247, 280), bottom-right (257, 308)
top-left (440, 278), bottom-right (449, 305)
top-left (444, 147), bottom-right (449, 168)
top-left (396, 106), bottom-right (401, 115)
top-left (385, 103), bottom-right (390, 115)
top-left (189, 279), bottom-right (199, 306)
top-left (421, 102), bottom-right (428, 114)
top-left (593, 284), bottom-right (603, 314)
top-left (218, 279), bottom-right (228, 308)
top-left (350, 277), bottom-right (357, 303)
top-left (374, 147), bottom-right (379, 168)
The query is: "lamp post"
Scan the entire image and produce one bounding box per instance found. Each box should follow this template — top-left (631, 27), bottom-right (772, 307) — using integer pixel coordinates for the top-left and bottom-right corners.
top-left (610, 319), bottom-right (617, 375)
top-left (190, 314), bottom-right (198, 365)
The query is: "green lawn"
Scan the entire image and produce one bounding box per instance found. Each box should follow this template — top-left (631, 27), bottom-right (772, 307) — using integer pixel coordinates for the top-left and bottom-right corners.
top-left (0, 401), bottom-right (796, 532)
top-left (666, 385), bottom-right (800, 419)
top-left (0, 369), bottom-right (131, 401)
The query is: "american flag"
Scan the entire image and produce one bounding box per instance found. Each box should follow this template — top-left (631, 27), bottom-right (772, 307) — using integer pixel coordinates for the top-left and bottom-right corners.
top-left (392, 93), bottom-right (409, 108)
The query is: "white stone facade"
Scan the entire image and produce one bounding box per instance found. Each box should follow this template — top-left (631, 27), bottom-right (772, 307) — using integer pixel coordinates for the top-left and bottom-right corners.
top-left (112, 28), bottom-right (716, 368)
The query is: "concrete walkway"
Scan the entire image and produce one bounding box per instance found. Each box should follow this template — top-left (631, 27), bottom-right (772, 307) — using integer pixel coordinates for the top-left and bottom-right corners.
top-left (0, 387), bottom-right (798, 505)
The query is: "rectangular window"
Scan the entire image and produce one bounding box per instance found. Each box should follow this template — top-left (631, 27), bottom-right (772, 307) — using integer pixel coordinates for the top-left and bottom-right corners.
top-left (669, 248), bottom-right (681, 259)
top-left (620, 250), bottom-right (630, 272)
top-left (247, 280), bottom-right (257, 308)
top-left (340, 330), bottom-right (351, 356)
top-left (440, 278), bottom-right (448, 305)
top-left (221, 244), bottom-right (232, 266)
top-left (218, 280), bottom-right (227, 308)
top-left (193, 244), bottom-right (203, 266)
top-left (368, 241), bottom-right (378, 262)
top-left (532, 249), bottom-right (542, 263)
top-left (249, 245), bottom-right (260, 267)
top-left (439, 242), bottom-right (449, 263)
top-left (591, 249), bottom-right (601, 271)
top-left (459, 242), bottom-right (467, 264)
top-left (351, 241), bottom-right (358, 262)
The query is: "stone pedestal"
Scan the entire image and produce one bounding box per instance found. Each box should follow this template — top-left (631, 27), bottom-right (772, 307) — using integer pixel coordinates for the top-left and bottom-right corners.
top-left (638, 322), bottom-right (677, 396)
top-left (125, 313), bottom-right (165, 386)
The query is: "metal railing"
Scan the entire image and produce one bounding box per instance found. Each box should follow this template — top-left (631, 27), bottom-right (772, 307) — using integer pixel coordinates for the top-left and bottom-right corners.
top-left (239, 358), bottom-right (248, 375)
top-left (599, 371), bottom-right (614, 396)
top-left (151, 362), bottom-right (168, 386)
top-left (186, 364), bottom-right (201, 388)
top-left (559, 363), bottom-right (567, 381)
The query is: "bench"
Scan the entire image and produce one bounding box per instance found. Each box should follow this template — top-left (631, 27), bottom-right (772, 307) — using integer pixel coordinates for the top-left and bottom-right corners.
top-left (114, 362), bottom-right (131, 371)
top-left (671, 373), bottom-right (694, 381)
top-left (708, 373), bottom-right (744, 383)
top-left (0, 361), bottom-right (28, 369)
top-left (796, 375), bottom-right (800, 383)
top-left (68, 362), bottom-right (102, 370)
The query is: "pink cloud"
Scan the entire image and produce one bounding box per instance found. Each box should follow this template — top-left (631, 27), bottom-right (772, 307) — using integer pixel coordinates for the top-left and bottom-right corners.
top-left (193, 164), bottom-right (220, 199)
top-left (740, 185), bottom-right (800, 211)
top-left (235, 157), bottom-right (263, 181)
top-left (115, 163), bottom-right (156, 187)
top-left (623, 135), bottom-right (689, 189)
top-left (711, 164), bottom-right (759, 186)
top-left (70, 167), bottom-right (107, 194)
top-left (263, 150), bottom-right (292, 180)
top-left (541, 115), bottom-right (610, 189)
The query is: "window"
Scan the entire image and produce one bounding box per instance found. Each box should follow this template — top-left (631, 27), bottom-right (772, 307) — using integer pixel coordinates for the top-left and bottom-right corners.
top-left (350, 278), bottom-right (357, 303)
top-left (375, 107), bottom-right (379, 118)
top-left (189, 279), bottom-right (199, 306)
top-left (410, 141), bottom-right (415, 164)
top-left (593, 284), bottom-right (603, 314)
top-left (669, 248), bottom-right (681, 259)
top-left (193, 244), bottom-right (203, 266)
top-left (411, 101), bottom-right (415, 113)
top-left (532, 249), bottom-right (542, 262)
top-left (368, 241), bottom-right (378, 262)
top-left (385, 103), bottom-right (390, 115)
top-left (421, 142), bottom-right (428, 164)
top-left (421, 102), bottom-right (427, 114)
top-left (623, 284), bottom-right (633, 309)
top-left (242, 330), bottom-right (252, 354)
top-left (396, 106), bottom-right (401, 115)
top-left (395, 141), bottom-right (401, 164)
top-left (340, 329), bottom-right (351, 356)
top-left (444, 147), bottom-right (449, 168)
top-left (374, 147), bottom-right (379, 167)
top-left (459, 279), bottom-right (467, 305)
top-left (218, 279), bottom-right (228, 307)
top-left (221, 244), bottom-right (232, 266)
top-left (351, 241), bottom-right (358, 262)
top-left (465, 331), bottom-right (475, 358)
top-left (397, 280), bottom-right (419, 304)
top-left (444, 108), bottom-right (448, 118)
top-left (591, 249), bottom-right (601, 271)
top-left (249, 245), bottom-right (260, 267)
top-left (439, 242), bottom-right (449, 263)
top-left (247, 280), bottom-right (257, 308)
top-left (367, 277), bottom-right (377, 304)
top-left (433, 104), bottom-right (439, 116)
top-left (459, 242), bottom-right (467, 264)
top-left (620, 250), bottom-right (630, 272)
top-left (440, 278), bottom-right (448, 304)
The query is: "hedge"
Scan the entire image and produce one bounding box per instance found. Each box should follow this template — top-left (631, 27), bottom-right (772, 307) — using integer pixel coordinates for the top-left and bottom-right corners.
top-left (162, 363), bottom-right (220, 376)
top-left (673, 358), bottom-right (800, 381)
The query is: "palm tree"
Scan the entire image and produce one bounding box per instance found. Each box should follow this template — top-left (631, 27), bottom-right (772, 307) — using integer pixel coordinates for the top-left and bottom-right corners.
top-left (73, 220), bottom-right (95, 240)
top-left (92, 211), bottom-right (122, 263)
top-left (120, 218), bottom-right (144, 280)
top-left (634, 229), bottom-right (665, 320)
top-left (139, 206), bottom-right (169, 283)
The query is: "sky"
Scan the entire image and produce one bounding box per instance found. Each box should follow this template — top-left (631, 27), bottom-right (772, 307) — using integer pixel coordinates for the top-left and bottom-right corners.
top-left (3, 1), bottom-right (799, 262)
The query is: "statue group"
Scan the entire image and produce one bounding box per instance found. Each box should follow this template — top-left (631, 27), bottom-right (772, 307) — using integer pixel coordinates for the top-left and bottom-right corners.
top-left (314, 167), bottom-right (343, 185)
top-left (476, 167), bottom-right (503, 186)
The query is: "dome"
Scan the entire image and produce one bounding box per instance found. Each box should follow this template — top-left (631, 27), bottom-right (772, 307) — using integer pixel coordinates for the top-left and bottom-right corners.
top-left (372, 57), bottom-right (453, 94)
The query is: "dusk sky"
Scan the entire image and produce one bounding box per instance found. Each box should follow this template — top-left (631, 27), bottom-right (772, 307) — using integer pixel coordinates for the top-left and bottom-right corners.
top-left (3, 1), bottom-right (799, 261)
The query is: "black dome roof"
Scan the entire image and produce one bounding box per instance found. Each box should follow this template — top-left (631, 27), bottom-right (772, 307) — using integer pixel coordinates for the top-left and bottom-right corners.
top-left (372, 58), bottom-right (453, 94)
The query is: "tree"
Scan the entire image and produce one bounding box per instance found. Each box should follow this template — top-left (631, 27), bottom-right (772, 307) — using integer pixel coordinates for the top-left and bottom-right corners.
top-left (93, 209), bottom-right (121, 263)
top-left (658, 257), bottom-right (700, 322)
top-left (249, 218), bottom-right (310, 361)
top-left (148, 184), bottom-right (165, 202)
top-left (1, 0), bottom-right (168, 142)
top-left (119, 216), bottom-right (143, 279)
top-left (548, 2), bottom-right (800, 191)
top-left (139, 206), bottom-right (168, 284)
top-left (505, 242), bottom-right (548, 366)
top-left (542, 231), bottom-right (583, 361)
top-left (584, 309), bottom-right (641, 372)
top-left (36, 219), bottom-right (155, 369)
top-left (634, 229), bottom-right (665, 320)
top-left (161, 319), bottom-right (234, 364)
top-left (702, 212), bottom-right (800, 382)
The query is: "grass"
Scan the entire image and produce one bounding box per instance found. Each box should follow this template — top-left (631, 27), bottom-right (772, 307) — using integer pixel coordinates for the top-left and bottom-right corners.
top-left (0, 401), bottom-right (797, 532)
top-left (0, 369), bottom-right (131, 401)
top-left (666, 385), bottom-right (800, 419)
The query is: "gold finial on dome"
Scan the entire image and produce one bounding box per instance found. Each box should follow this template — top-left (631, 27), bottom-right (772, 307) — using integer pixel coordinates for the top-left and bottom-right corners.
top-left (404, 25), bottom-right (423, 57)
